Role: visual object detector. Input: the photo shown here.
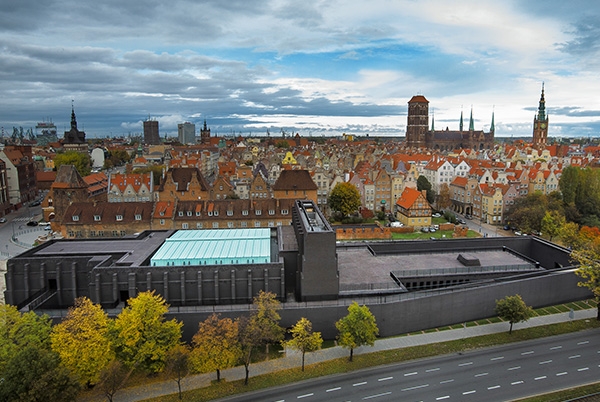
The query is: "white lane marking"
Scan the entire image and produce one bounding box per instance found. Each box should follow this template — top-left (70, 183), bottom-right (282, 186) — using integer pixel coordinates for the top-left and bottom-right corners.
top-left (539, 360), bottom-right (552, 364)
top-left (490, 356), bottom-right (504, 361)
top-left (488, 385), bottom-right (501, 390)
top-left (508, 366), bottom-right (521, 371)
top-left (475, 372), bottom-right (488, 377)
top-left (426, 368), bottom-right (440, 372)
top-left (378, 376), bottom-right (393, 382)
top-left (436, 396), bottom-right (450, 401)
top-left (521, 351), bottom-right (534, 355)
top-left (402, 384), bottom-right (429, 392)
top-left (463, 390), bottom-right (476, 395)
top-left (404, 371), bottom-right (418, 376)
top-left (297, 393), bottom-right (314, 399)
top-left (578, 367), bottom-right (589, 372)
top-left (535, 376), bottom-right (547, 380)
top-left (550, 346), bottom-right (562, 350)
top-left (459, 362), bottom-right (473, 366)
top-left (353, 381), bottom-right (367, 387)
top-left (363, 392), bottom-right (392, 400)
top-left (557, 372), bottom-right (568, 376)
top-left (326, 387), bottom-right (341, 392)
top-left (511, 381), bottom-right (524, 385)
top-left (578, 341), bottom-right (589, 345)
top-left (440, 379), bottom-right (454, 384)
top-left (569, 355), bottom-right (581, 359)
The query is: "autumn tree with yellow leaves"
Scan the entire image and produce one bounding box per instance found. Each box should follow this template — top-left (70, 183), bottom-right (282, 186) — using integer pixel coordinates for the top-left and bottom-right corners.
top-left (189, 313), bottom-right (240, 381)
top-left (50, 297), bottom-right (114, 386)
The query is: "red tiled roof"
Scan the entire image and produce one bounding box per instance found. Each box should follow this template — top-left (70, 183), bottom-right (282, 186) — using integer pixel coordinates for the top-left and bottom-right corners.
top-left (395, 187), bottom-right (422, 209)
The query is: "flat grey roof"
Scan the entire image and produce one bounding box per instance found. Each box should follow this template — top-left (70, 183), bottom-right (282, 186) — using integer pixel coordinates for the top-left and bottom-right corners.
top-left (337, 246), bottom-right (535, 288)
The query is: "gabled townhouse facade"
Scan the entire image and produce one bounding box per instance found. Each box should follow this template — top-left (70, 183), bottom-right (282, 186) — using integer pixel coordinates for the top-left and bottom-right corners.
top-left (107, 172), bottom-right (153, 202)
top-left (394, 187), bottom-right (432, 228)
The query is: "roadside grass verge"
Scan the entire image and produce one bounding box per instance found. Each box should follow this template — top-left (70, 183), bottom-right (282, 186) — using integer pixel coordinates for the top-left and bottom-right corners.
top-left (144, 317), bottom-right (600, 402)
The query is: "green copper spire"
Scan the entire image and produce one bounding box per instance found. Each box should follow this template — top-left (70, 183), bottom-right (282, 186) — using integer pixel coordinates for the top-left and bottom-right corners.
top-left (490, 109), bottom-right (495, 132)
top-left (537, 82), bottom-right (546, 121)
top-left (431, 110), bottom-right (435, 131)
top-left (459, 109), bottom-right (463, 131)
top-left (469, 106), bottom-right (474, 131)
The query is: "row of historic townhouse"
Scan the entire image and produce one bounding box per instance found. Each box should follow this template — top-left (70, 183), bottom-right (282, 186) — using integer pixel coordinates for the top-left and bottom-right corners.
top-left (60, 198), bottom-right (297, 239)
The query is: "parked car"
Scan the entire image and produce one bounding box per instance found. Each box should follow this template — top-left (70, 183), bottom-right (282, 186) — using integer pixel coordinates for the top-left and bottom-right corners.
top-left (0, 217), bottom-right (6, 223)
top-left (432, 213), bottom-right (441, 218)
top-left (26, 221), bottom-right (38, 226)
top-left (503, 225), bottom-right (510, 230)
top-left (30, 200), bottom-right (41, 207)
top-left (465, 214), bottom-right (472, 220)
top-left (421, 227), bottom-right (430, 233)
top-left (44, 225), bottom-right (51, 231)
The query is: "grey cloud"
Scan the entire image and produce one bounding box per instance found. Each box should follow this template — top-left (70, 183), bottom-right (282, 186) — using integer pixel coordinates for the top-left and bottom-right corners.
top-left (558, 15), bottom-right (600, 56)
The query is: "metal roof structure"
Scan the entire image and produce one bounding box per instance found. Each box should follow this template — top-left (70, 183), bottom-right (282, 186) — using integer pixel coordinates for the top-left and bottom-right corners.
top-left (150, 228), bottom-right (271, 267)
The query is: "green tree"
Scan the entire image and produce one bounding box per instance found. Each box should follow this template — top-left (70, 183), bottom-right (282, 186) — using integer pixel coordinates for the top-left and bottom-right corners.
top-left (328, 182), bottom-right (362, 217)
top-left (505, 193), bottom-right (548, 233)
top-left (236, 315), bottom-right (262, 386)
top-left (110, 291), bottom-right (182, 373)
top-left (417, 175), bottom-right (435, 204)
top-left (54, 151), bottom-right (92, 177)
top-left (561, 221), bottom-right (582, 249)
top-left (335, 302), bottom-right (379, 362)
top-left (571, 229), bottom-right (600, 320)
top-left (284, 317), bottom-right (323, 371)
top-left (0, 305), bottom-right (52, 374)
top-left (495, 294), bottom-right (535, 334)
top-left (541, 210), bottom-right (566, 241)
top-left (189, 313), bottom-right (241, 381)
top-left (251, 290), bottom-right (285, 356)
top-left (50, 297), bottom-right (114, 386)
top-left (0, 345), bottom-right (80, 402)
top-left (165, 344), bottom-right (190, 401)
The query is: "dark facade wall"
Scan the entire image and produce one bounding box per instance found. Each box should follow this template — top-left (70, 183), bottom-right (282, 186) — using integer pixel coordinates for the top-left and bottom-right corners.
top-left (298, 230), bottom-right (339, 301)
top-left (166, 269), bottom-right (591, 342)
top-left (5, 256), bottom-right (285, 309)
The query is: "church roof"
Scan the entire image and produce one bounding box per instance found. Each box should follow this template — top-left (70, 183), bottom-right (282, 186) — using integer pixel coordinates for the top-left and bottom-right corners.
top-left (408, 95), bottom-right (429, 104)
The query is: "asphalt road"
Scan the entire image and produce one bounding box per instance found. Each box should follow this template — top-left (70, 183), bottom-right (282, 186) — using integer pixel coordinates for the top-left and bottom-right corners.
top-left (219, 329), bottom-right (600, 402)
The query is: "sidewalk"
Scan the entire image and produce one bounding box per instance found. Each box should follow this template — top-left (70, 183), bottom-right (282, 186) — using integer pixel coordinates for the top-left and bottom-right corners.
top-left (79, 308), bottom-right (598, 402)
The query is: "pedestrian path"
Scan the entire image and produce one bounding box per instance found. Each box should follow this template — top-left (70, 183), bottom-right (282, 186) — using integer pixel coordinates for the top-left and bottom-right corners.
top-left (79, 308), bottom-right (598, 402)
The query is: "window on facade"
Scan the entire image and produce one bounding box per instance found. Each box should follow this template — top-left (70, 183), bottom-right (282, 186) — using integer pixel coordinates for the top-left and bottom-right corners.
top-left (196, 211), bottom-right (201, 216)
top-left (241, 221), bottom-right (247, 227)
top-left (112, 231), bottom-right (118, 237)
top-left (120, 231), bottom-right (126, 237)
top-left (196, 222), bottom-right (203, 229)
top-left (160, 219), bottom-right (165, 225)
top-left (228, 221), bottom-right (234, 228)
top-left (116, 215), bottom-right (123, 221)
top-left (182, 223), bottom-right (188, 229)
top-left (178, 211), bottom-right (183, 216)
top-left (281, 209), bottom-right (288, 215)
top-left (212, 222), bottom-right (219, 228)
top-left (94, 215), bottom-right (101, 221)
top-left (72, 215), bottom-right (79, 221)
top-left (227, 210), bottom-right (233, 216)
top-left (187, 211), bottom-right (192, 216)
top-left (254, 221), bottom-right (261, 227)
top-left (269, 209), bottom-right (275, 215)
top-left (214, 211), bottom-right (219, 216)
top-left (255, 210), bottom-right (261, 215)
top-left (135, 214), bottom-right (141, 220)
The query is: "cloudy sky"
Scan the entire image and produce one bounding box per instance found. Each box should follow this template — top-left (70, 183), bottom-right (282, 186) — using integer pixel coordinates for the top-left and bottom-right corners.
top-left (1, 0), bottom-right (600, 139)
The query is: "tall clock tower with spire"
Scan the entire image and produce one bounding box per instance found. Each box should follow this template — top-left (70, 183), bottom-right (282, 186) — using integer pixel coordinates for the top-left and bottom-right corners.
top-left (533, 84), bottom-right (548, 147)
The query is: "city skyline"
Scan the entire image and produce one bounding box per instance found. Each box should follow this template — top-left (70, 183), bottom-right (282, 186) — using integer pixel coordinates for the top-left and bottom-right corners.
top-left (1, 0), bottom-right (599, 138)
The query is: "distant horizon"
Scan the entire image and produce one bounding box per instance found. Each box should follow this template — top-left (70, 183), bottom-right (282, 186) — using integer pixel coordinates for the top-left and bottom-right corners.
top-left (2, 1), bottom-right (599, 139)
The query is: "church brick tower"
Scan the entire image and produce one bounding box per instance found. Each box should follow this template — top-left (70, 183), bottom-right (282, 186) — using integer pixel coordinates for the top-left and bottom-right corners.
top-left (533, 84), bottom-right (548, 147)
top-left (406, 95), bottom-right (429, 148)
